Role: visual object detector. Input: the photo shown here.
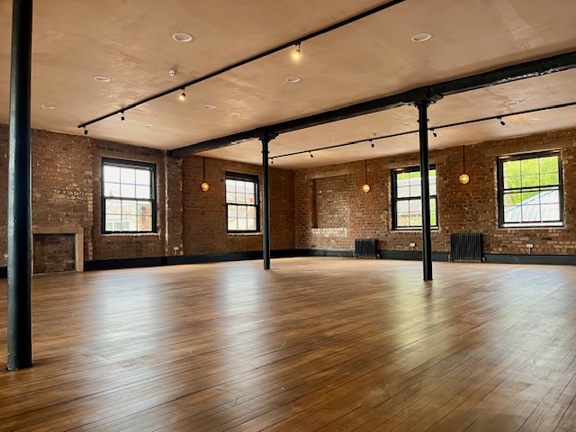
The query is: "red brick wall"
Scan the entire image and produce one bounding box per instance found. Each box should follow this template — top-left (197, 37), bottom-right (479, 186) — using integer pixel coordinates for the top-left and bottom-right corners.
top-left (33, 234), bottom-right (75, 273)
top-left (91, 139), bottom-right (168, 260)
top-left (0, 124), bottom-right (183, 270)
top-left (296, 128), bottom-right (576, 256)
top-left (182, 156), bottom-right (295, 254)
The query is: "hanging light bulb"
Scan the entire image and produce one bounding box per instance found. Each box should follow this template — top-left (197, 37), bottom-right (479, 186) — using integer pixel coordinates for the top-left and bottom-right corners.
top-left (270, 158), bottom-right (274, 165)
top-left (499, 117), bottom-right (506, 126)
top-left (459, 146), bottom-right (470, 185)
top-left (83, 127), bottom-right (88, 135)
top-left (291, 43), bottom-right (302, 61)
top-left (309, 152), bottom-right (313, 158)
top-left (370, 139), bottom-right (375, 148)
top-left (362, 159), bottom-right (371, 193)
top-left (179, 88), bottom-right (186, 101)
top-left (200, 157), bottom-right (209, 192)
top-left (432, 129), bottom-right (437, 138)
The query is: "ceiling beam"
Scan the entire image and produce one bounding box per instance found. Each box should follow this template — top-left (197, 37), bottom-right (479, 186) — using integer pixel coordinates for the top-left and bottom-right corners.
top-left (170, 50), bottom-right (576, 157)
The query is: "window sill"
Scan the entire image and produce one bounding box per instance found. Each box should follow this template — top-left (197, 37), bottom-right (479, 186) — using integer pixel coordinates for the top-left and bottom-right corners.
top-left (101, 232), bottom-right (159, 236)
top-left (227, 231), bottom-right (262, 236)
top-left (499, 224), bottom-right (564, 230)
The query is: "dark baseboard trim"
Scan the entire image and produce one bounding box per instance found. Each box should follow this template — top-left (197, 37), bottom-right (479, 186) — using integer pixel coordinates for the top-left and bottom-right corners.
top-left (484, 253), bottom-right (576, 265)
top-left (84, 249), bottom-right (300, 272)
top-left (2, 250), bottom-right (573, 278)
top-left (379, 250), bottom-right (450, 262)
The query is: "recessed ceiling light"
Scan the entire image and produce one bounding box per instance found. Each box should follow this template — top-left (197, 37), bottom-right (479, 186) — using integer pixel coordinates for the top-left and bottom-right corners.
top-left (41, 104), bottom-right (57, 110)
top-left (144, 124), bottom-right (154, 128)
top-left (411, 32), bottom-right (432, 42)
top-left (530, 117), bottom-right (541, 122)
top-left (505, 100), bottom-right (521, 106)
top-left (172, 32), bottom-right (193, 42)
top-left (93, 75), bottom-right (111, 83)
top-left (284, 76), bottom-right (301, 83)
top-left (203, 104), bottom-right (216, 110)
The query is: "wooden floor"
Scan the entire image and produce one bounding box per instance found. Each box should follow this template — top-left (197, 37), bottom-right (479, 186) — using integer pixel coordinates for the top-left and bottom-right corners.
top-left (1, 258), bottom-right (576, 431)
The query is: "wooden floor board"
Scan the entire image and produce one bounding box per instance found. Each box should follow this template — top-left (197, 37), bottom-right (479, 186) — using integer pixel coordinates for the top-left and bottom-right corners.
top-left (1, 258), bottom-right (576, 431)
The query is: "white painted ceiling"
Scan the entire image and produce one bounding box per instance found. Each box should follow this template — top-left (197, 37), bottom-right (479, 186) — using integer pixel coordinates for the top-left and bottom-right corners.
top-left (1, 0), bottom-right (575, 168)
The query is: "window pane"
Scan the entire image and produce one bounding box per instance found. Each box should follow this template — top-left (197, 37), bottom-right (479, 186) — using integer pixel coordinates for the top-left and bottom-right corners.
top-left (120, 167), bottom-right (136, 184)
top-left (226, 179), bottom-right (236, 194)
top-left (540, 156), bottom-right (558, 173)
top-left (500, 153), bottom-right (562, 226)
top-left (135, 170), bottom-right (150, 186)
top-left (397, 185), bottom-right (410, 198)
top-left (106, 199), bottom-right (122, 215)
top-left (138, 215), bottom-right (152, 231)
top-left (136, 185), bottom-right (151, 199)
top-left (521, 175), bottom-right (539, 188)
top-left (104, 165), bottom-right (120, 183)
top-left (228, 218), bottom-right (238, 231)
top-left (104, 182), bottom-right (121, 197)
top-left (121, 183), bottom-right (136, 198)
top-left (124, 215), bottom-right (138, 231)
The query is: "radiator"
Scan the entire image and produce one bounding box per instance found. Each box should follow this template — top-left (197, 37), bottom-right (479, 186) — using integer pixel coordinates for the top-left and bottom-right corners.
top-left (450, 233), bottom-right (483, 262)
top-left (354, 238), bottom-right (379, 259)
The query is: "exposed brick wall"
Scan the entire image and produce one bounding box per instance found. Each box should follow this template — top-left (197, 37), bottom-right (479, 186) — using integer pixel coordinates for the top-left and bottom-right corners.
top-left (182, 156), bottom-right (295, 254)
top-left (30, 128), bottom-right (94, 261)
top-left (33, 234), bottom-right (75, 274)
top-left (296, 128), bottom-right (576, 256)
top-left (0, 124), bottom-right (184, 271)
top-left (91, 139), bottom-right (167, 260)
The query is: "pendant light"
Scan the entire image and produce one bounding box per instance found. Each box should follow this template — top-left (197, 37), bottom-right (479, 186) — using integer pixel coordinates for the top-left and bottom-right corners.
top-left (459, 146), bottom-right (470, 185)
top-left (362, 159), bottom-right (371, 193)
top-left (201, 157), bottom-right (210, 192)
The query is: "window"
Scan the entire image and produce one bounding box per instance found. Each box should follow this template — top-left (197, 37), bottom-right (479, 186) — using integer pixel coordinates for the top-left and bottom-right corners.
top-left (498, 151), bottom-right (563, 227)
top-left (226, 172), bottom-right (260, 233)
top-left (101, 158), bottom-right (157, 233)
top-left (392, 165), bottom-right (438, 230)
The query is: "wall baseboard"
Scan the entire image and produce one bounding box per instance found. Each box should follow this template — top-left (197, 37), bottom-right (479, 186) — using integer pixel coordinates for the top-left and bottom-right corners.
top-left (1, 250), bottom-right (574, 278)
top-left (484, 253), bottom-right (576, 265)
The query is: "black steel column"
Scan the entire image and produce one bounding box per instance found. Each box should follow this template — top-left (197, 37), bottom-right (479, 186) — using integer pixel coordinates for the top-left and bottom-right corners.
top-left (261, 133), bottom-right (272, 270)
top-left (416, 100), bottom-right (433, 281)
top-left (7, 0), bottom-right (34, 370)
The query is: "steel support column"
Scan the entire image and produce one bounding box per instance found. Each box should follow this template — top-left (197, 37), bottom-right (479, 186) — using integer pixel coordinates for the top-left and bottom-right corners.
top-left (7, 0), bottom-right (34, 370)
top-left (416, 100), bottom-right (433, 281)
top-left (260, 132), bottom-right (276, 270)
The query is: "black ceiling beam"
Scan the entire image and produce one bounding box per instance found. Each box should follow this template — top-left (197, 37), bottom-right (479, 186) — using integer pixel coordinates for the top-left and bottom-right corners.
top-left (169, 50), bottom-right (576, 158)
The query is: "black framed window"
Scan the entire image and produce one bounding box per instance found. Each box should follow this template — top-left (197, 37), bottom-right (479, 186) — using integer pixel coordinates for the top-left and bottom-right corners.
top-left (498, 151), bottom-right (563, 227)
top-left (225, 172), bottom-right (260, 233)
top-left (101, 158), bottom-right (157, 233)
top-left (392, 165), bottom-right (438, 230)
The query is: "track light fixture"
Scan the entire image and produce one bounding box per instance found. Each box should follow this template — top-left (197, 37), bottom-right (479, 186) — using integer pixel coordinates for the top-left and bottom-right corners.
top-left (179, 88), bottom-right (186, 101)
top-left (291, 43), bottom-right (302, 61)
top-left (120, 112), bottom-right (125, 122)
top-left (499, 117), bottom-right (506, 126)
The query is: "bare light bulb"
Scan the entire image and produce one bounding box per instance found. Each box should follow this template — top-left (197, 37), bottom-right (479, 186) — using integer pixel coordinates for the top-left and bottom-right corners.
top-left (291, 44), bottom-right (302, 61)
top-left (362, 184), bottom-right (371, 193)
top-left (459, 173), bottom-right (470, 185)
top-left (201, 182), bottom-right (210, 192)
